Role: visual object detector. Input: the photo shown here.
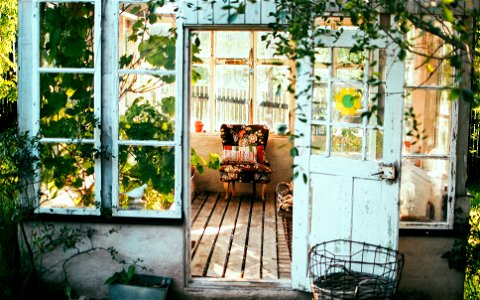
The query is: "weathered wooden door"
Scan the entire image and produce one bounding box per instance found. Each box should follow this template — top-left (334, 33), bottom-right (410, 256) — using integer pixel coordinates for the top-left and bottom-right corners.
top-left (292, 31), bottom-right (404, 290)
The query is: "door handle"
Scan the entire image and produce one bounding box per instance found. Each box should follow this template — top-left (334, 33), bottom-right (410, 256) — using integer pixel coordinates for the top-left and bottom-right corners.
top-left (371, 165), bottom-right (396, 180)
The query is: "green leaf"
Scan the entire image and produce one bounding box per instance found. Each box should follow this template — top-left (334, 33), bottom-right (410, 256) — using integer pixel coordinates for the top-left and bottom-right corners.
top-left (290, 147), bottom-right (299, 157)
top-left (442, 8), bottom-right (454, 23)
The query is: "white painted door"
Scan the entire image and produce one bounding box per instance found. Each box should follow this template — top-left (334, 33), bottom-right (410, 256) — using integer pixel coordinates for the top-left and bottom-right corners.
top-left (291, 31), bottom-right (404, 290)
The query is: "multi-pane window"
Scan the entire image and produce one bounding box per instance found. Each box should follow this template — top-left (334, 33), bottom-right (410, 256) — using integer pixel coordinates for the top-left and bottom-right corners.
top-left (190, 30), bottom-right (292, 132)
top-left (400, 22), bottom-right (455, 226)
top-left (34, 0), bottom-right (182, 218)
top-left (311, 47), bottom-right (385, 161)
top-left (38, 1), bottom-right (100, 214)
top-left (114, 2), bottom-right (181, 217)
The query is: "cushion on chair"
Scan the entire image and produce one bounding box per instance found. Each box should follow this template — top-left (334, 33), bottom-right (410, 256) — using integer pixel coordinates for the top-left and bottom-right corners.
top-left (221, 146), bottom-right (257, 164)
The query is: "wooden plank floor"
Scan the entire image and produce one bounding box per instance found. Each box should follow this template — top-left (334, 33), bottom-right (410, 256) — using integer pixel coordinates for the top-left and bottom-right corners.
top-left (190, 191), bottom-right (291, 279)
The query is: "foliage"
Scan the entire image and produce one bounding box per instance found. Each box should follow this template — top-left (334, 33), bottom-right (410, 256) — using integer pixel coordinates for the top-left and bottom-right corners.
top-left (191, 148), bottom-right (221, 175)
top-left (105, 264), bottom-right (137, 285)
top-left (39, 2), bottom-right (97, 207)
top-left (0, 0), bottom-right (18, 102)
top-left (0, 128), bottom-right (40, 299)
top-left (464, 183), bottom-right (480, 299)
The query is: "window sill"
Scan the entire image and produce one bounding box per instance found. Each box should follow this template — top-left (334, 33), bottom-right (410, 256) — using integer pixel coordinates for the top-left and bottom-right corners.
top-left (29, 212), bottom-right (185, 226)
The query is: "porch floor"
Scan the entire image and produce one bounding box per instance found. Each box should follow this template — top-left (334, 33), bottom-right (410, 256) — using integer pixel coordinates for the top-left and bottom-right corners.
top-left (190, 191), bottom-right (291, 280)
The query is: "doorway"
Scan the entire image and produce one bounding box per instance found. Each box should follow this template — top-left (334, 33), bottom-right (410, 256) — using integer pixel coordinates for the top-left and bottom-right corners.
top-left (188, 29), bottom-right (293, 282)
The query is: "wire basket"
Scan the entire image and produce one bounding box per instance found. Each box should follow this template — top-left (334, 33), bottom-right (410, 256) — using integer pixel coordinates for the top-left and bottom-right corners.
top-left (309, 239), bottom-right (404, 300)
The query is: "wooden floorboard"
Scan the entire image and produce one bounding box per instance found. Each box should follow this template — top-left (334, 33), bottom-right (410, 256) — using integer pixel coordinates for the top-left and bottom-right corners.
top-left (191, 192), bottom-right (291, 280)
top-left (206, 195), bottom-right (240, 277)
top-left (243, 197), bottom-right (263, 279)
top-left (224, 195), bottom-right (251, 278)
top-left (262, 196), bottom-right (278, 279)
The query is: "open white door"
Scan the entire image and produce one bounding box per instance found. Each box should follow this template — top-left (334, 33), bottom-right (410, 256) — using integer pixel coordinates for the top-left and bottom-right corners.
top-left (291, 30), bottom-right (404, 290)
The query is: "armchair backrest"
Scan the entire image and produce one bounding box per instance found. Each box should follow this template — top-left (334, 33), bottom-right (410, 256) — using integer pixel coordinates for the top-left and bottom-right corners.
top-left (220, 124), bottom-right (269, 148)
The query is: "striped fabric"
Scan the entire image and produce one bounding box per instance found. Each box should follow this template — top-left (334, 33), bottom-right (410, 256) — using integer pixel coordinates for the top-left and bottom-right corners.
top-left (222, 146), bottom-right (257, 164)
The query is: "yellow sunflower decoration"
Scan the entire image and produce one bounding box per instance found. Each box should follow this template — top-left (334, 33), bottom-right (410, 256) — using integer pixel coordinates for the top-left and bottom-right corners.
top-left (335, 87), bottom-right (362, 116)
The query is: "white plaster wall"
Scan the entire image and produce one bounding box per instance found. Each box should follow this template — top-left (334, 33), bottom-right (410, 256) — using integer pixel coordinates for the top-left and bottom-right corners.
top-left (24, 222), bottom-right (465, 299)
top-left (191, 133), bottom-right (294, 194)
top-left (397, 236), bottom-right (465, 300)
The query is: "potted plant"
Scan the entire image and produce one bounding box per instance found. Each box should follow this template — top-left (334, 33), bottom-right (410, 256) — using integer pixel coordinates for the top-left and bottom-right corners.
top-left (106, 265), bottom-right (171, 300)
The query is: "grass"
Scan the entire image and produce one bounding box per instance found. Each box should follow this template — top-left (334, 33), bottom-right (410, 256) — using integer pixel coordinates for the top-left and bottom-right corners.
top-left (464, 182), bottom-right (480, 299)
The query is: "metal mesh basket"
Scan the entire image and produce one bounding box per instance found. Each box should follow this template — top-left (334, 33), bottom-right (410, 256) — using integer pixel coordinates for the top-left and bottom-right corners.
top-left (309, 239), bottom-right (404, 300)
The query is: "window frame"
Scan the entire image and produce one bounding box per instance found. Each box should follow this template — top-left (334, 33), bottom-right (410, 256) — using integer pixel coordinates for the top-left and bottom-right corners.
top-left (399, 24), bottom-right (458, 230)
top-left (34, 0), bottom-right (102, 216)
top-left (190, 30), bottom-right (294, 132)
top-left (18, 0), bottom-right (184, 219)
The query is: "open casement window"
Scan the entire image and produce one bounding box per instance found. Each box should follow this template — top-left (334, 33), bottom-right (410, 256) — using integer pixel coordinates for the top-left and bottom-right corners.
top-left (400, 22), bottom-right (456, 229)
top-left (37, 1), bottom-right (101, 215)
top-left (190, 30), bottom-right (293, 132)
top-left (20, 0), bottom-right (183, 218)
top-left (112, 1), bottom-right (183, 218)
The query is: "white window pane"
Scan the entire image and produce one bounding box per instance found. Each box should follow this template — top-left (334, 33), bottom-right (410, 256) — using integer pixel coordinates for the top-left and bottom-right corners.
top-left (191, 65), bottom-right (210, 130)
top-left (254, 65), bottom-right (290, 129)
top-left (405, 22), bottom-right (454, 87)
top-left (40, 2), bottom-right (95, 68)
top-left (215, 65), bottom-right (249, 126)
top-left (331, 127), bottom-right (362, 159)
top-left (215, 31), bottom-right (249, 59)
top-left (403, 89), bottom-right (451, 156)
top-left (119, 2), bottom-right (177, 70)
top-left (119, 74), bottom-right (176, 141)
top-left (400, 158), bottom-right (449, 222)
top-left (40, 73), bottom-right (95, 139)
top-left (334, 48), bottom-right (366, 81)
top-left (40, 143), bottom-right (96, 209)
top-left (118, 145), bottom-right (175, 211)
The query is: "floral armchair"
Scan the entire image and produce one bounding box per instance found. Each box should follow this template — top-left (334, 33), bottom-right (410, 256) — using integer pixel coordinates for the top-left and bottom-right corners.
top-left (219, 124), bottom-right (272, 200)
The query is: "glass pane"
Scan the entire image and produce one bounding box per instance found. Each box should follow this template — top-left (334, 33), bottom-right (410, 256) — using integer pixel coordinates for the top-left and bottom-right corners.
top-left (314, 17), bottom-right (354, 29)
top-left (405, 23), bottom-right (454, 86)
top-left (314, 48), bottom-right (330, 81)
top-left (40, 143), bottom-right (96, 208)
top-left (119, 74), bottom-right (176, 141)
top-left (311, 125), bottom-right (327, 155)
top-left (334, 48), bottom-right (366, 81)
top-left (312, 84), bottom-right (327, 121)
top-left (40, 73), bottom-right (95, 139)
top-left (403, 89), bottom-right (451, 155)
top-left (257, 31), bottom-right (288, 59)
top-left (40, 2), bottom-right (94, 68)
top-left (366, 129), bottom-right (383, 161)
top-left (215, 31), bottom-right (249, 59)
top-left (194, 31), bottom-right (212, 59)
top-left (400, 158), bottom-right (450, 222)
top-left (118, 145), bottom-right (175, 211)
top-left (255, 65), bottom-right (290, 130)
top-left (331, 127), bottom-right (362, 158)
top-left (368, 83), bottom-right (385, 126)
top-left (332, 83), bottom-right (363, 124)
top-left (191, 65), bottom-right (210, 131)
top-left (215, 65), bottom-right (249, 126)
top-left (119, 2), bottom-right (177, 70)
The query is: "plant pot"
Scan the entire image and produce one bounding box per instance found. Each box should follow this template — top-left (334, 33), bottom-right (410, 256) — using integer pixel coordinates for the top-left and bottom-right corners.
top-left (194, 121), bottom-right (203, 132)
top-left (108, 274), bottom-right (171, 300)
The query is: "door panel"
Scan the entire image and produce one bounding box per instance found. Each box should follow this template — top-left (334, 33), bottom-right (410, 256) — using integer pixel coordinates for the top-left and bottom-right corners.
top-left (292, 30), bottom-right (404, 290)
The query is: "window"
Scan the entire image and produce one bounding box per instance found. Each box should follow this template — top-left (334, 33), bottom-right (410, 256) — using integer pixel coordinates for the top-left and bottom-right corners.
top-left (400, 22), bottom-right (455, 228)
top-left (190, 30), bottom-right (293, 132)
top-left (38, 1), bottom-right (100, 214)
top-left (27, 0), bottom-right (182, 218)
